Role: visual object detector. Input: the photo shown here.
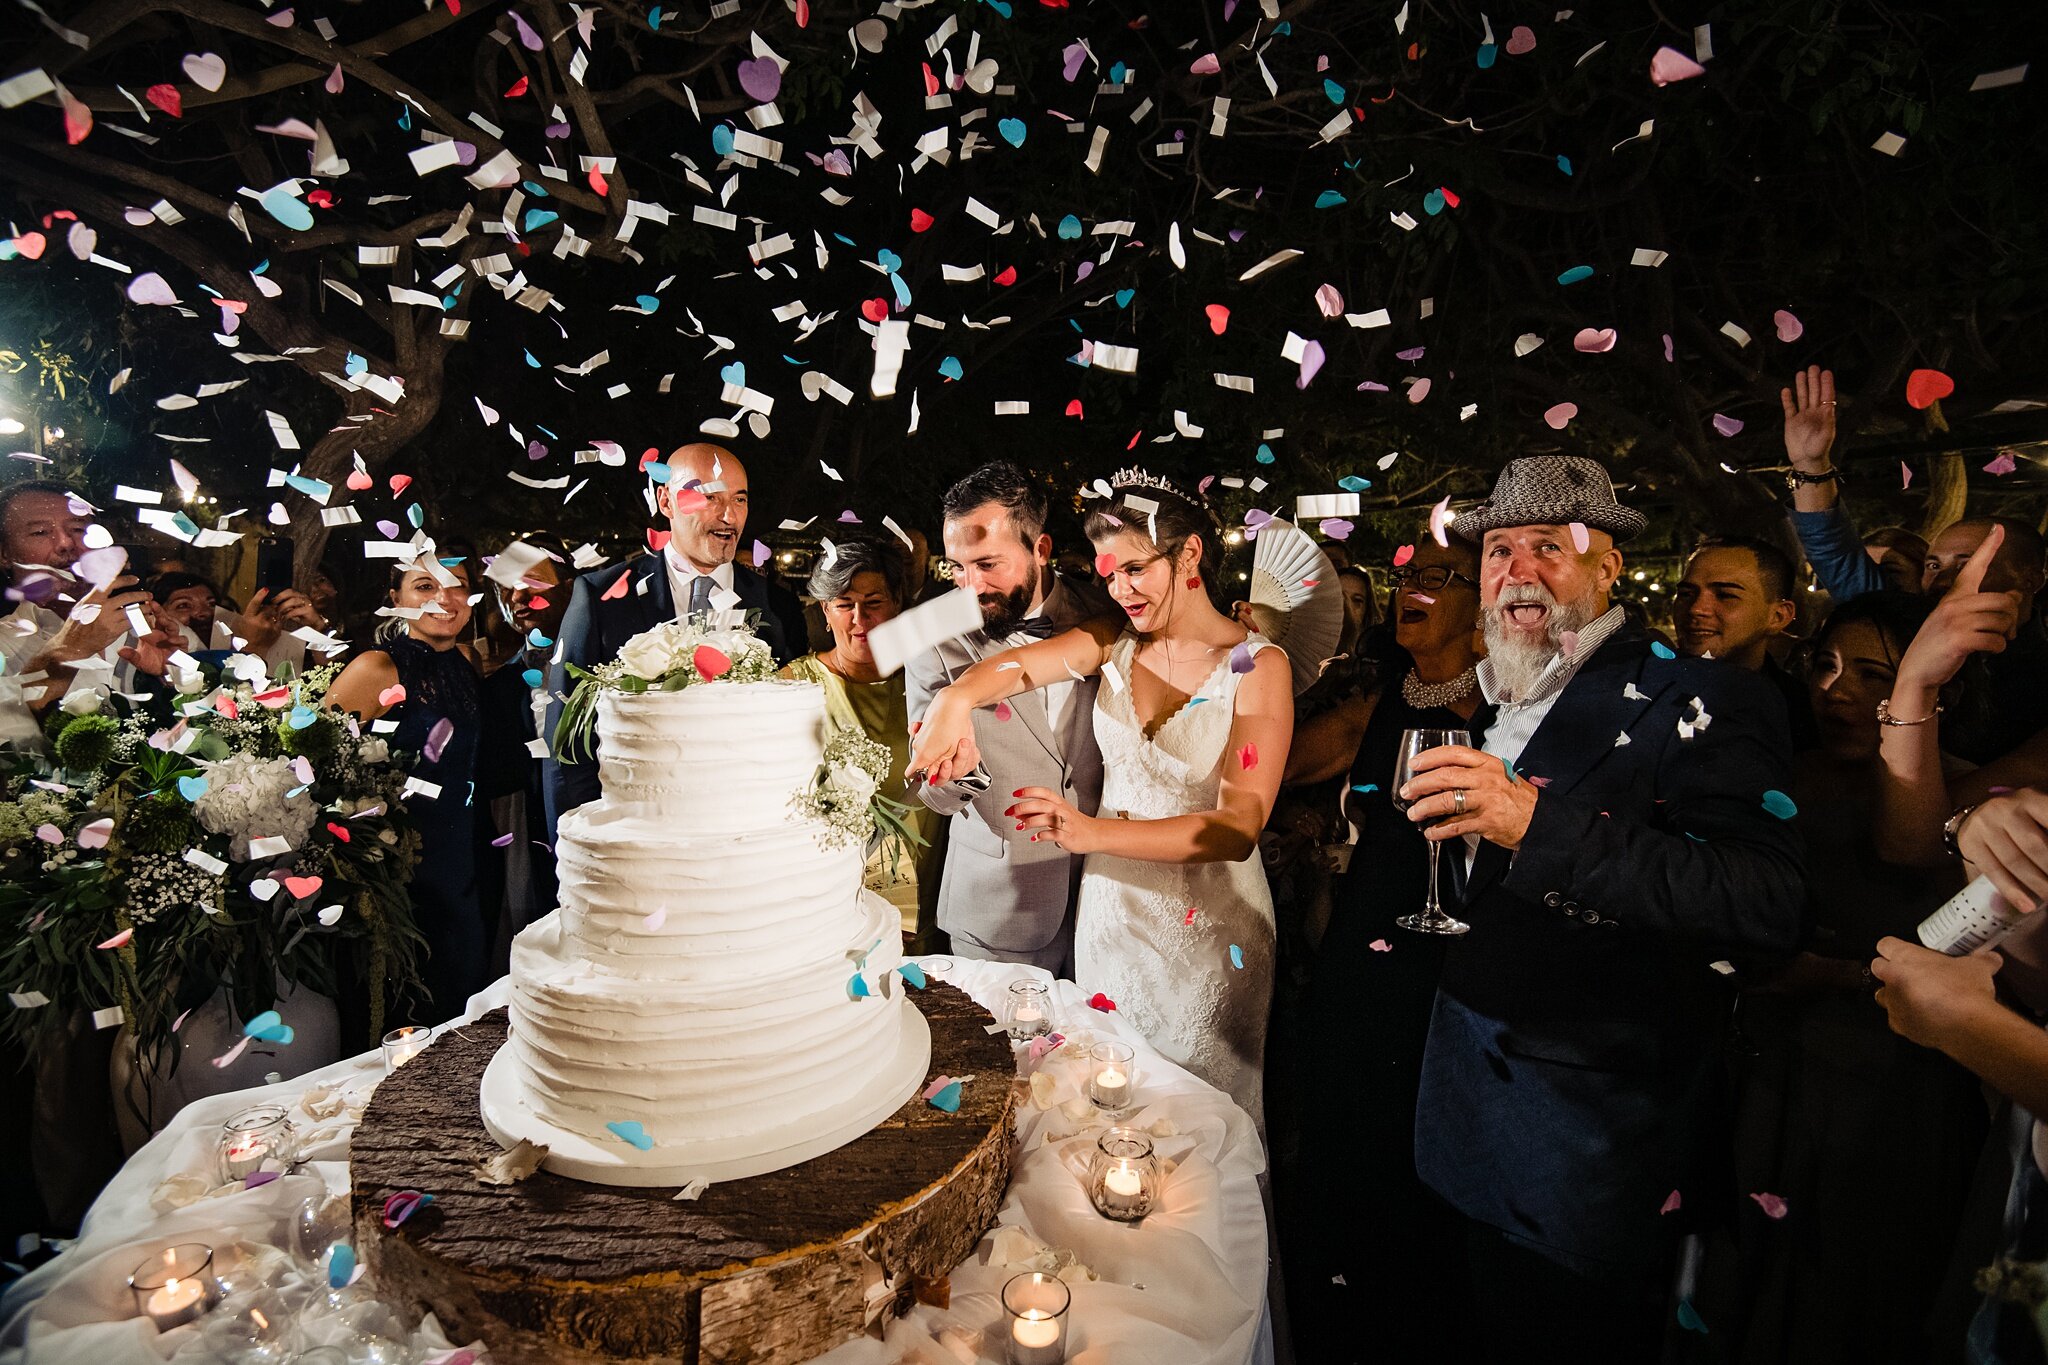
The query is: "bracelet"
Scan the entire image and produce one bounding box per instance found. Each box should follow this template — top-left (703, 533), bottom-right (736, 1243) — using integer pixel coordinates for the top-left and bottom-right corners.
top-left (1943, 804), bottom-right (1982, 861)
top-left (1876, 697), bottom-right (1943, 727)
top-left (1784, 466), bottom-right (1844, 490)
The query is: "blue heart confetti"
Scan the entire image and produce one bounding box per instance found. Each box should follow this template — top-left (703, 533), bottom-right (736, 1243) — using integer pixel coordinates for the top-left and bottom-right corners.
top-left (325, 1242), bottom-right (356, 1290)
top-left (646, 461), bottom-right (671, 484)
top-left (606, 1120), bottom-right (654, 1150)
top-left (1057, 214), bottom-right (1083, 240)
top-left (848, 972), bottom-right (871, 999)
top-left (635, 293), bottom-right (660, 312)
top-left (1676, 1298), bottom-right (1708, 1334)
top-left (711, 124), bottom-right (735, 156)
top-left (1115, 288), bottom-right (1135, 309)
top-left (176, 774), bottom-right (208, 802)
top-left (1255, 442), bottom-right (1276, 464)
top-left (719, 360), bottom-right (745, 386)
top-left (1761, 790), bottom-right (1798, 820)
top-left (938, 355), bottom-right (963, 381)
top-left (1229, 944), bottom-right (1246, 970)
top-left (1351, 783), bottom-right (1379, 794)
top-left (1323, 78), bottom-right (1346, 103)
top-left (876, 247), bottom-right (903, 274)
top-left (1338, 475), bottom-right (1372, 492)
top-left (1315, 190), bottom-right (1347, 209)
top-left (244, 1010), bottom-right (294, 1044)
top-left (997, 117), bottom-right (1027, 147)
top-left (522, 668), bottom-right (543, 689)
top-left (1650, 641), bottom-right (1677, 659)
top-left (927, 1080), bottom-right (963, 1113)
top-left (897, 962), bottom-right (927, 988)
top-left (1557, 264), bottom-right (1595, 286)
top-left (287, 704), bottom-right (317, 730)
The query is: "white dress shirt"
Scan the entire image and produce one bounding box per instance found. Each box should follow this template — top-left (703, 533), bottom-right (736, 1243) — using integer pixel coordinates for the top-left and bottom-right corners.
top-left (663, 548), bottom-right (734, 623)
top-left (1011, 597), bottom-right (1076, 740)
top-left (1466, 604), bottom-right (1628, 866)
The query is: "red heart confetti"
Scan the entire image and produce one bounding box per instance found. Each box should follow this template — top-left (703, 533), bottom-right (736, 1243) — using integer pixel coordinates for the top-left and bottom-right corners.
top-left (909, 207), bottom-right (935, 232)
top-left (144, 84), bottom-right (183, 117)
top-left (601, 573), bottom-right (632, 601)
top-left (994, 701), bottom-right (1012, 721)
top-left (647, 528), bottom-right (672, 552)
top-left (1905, 368), bottom-right (1953, 409)
top-left (1095, 552), bottom-right (1117, 577)
top-left (1238, 743), bottom-right (1258, 771)
top-left (326, 822), bottom-right (352, 843)
top-left (588, 166), bottom-right (609, 197)
top-left (992, 265), bottom-right (1018, 286)
top-left (1184, 906), bottom-right (1199, 924)
top-left (505, 76), bottom-right (529, 98)
top-left (1088, 992), bottom-right (1116, 1012)
top-left (1205, 304), bottom-right (1231, 334)
top-left (1392, 544), bottom-right (1415, 567)
top-left (1749, 1192), bottom-right (1789, 1220)
top-left (283, 875), bottom-right (324, 900)
top-left (1661, 1189), bottom-right (1683, 1215)
top-left (1065, 399), bottom-right (1084, 417)
top-left (388, 474), bottom-right (412, 496)
top-left (693, 645), bottom-right (733, 680)
top-left (860, 297), bottom-right (890, 322)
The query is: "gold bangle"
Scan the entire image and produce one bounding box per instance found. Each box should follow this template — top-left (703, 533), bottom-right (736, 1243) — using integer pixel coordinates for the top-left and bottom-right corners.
top-left (1876, 698), bottom-right (1943, 727)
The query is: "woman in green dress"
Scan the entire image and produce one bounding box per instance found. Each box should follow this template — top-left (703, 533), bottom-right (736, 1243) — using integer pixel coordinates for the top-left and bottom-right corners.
top-left (780, 535), bottom-right (941, 947)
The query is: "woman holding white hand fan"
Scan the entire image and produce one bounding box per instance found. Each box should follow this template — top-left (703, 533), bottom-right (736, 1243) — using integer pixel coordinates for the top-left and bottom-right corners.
top-left (909, 470), bottom-right (1326, 1127)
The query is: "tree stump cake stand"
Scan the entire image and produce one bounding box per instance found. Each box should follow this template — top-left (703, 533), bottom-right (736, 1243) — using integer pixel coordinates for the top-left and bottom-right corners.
top-left (350, 984), bottom-right (1016, 1365)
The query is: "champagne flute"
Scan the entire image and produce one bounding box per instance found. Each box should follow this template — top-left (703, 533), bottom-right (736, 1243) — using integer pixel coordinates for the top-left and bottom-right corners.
top-left (1392, 728), bottom-right (1472, 935)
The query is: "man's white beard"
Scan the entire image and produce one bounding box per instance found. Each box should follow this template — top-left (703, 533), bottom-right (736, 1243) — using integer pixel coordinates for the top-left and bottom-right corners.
top-left (1481, 583), bottom-right (1600, 701)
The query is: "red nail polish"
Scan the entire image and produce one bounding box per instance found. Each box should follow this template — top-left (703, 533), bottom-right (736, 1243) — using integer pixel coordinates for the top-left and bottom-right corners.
top-left (1013, 789), bottom-right (1025, 797)
top-left (1016, 822), bottom-right (1025, 830)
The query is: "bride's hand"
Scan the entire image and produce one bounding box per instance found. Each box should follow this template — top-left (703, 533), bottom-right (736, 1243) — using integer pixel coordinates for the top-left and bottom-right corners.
top-left (1007, 786), bottom-right (1102, 854)
top-left (907, 689), bottom-right (982, 788)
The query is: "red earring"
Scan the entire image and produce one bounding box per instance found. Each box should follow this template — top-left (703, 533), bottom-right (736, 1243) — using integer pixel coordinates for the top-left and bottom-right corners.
top-left (1187, 576), bottom-right (1201, 589)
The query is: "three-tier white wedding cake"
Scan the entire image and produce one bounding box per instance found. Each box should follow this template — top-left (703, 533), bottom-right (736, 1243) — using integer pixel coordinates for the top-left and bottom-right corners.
top-left (479, 626), bottom-right (931, 1186)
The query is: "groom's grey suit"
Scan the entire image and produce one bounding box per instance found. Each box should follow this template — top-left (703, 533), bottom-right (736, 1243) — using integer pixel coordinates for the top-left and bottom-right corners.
top-left (904, 575), bottom-right (1109, 975)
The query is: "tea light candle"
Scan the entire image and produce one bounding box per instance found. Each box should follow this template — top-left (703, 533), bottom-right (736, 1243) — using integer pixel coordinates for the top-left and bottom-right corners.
top-left (1002, 1272), bottom-right (1070, 1365)
top-left (1102, 1163), bottom-right (1144, 1209)
top-left (218, 1134), bottom-right (271, 1184)
top-left (1006, 981), bottom-right (1053, 1041)
top-left (128, 1244), bottom-right (218, 1331)
top-left (381, 1025), bottom-right (429, 1073)
top-left (215, 1105), bottom-right (294, 1187)
top-left (1010, 1310), bottom-right (1062, 1363)
top-left (1087, 1125), bottom-right (1160, 1222)
top-left (1087, 1040), bottom-right (1136, 1114)
top-left (145, 1276), bottom-right (206, 1330)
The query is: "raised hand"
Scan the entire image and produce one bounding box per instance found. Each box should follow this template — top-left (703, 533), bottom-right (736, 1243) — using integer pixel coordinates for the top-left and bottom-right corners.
top-left (1895, 525), bottom-right (2021, 696)
top-left (1780, 364), bottom-right (1838, 470)
top-left (905, 690), bottom-right (983, 789)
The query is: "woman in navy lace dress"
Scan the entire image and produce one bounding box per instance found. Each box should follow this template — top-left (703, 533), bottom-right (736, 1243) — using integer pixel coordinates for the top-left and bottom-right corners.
top-left (328, 557), bottom-right (489, 1026)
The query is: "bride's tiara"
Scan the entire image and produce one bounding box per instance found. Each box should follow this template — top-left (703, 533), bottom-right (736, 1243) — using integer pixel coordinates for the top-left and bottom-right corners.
top-left (1103, 466), bottom-right (1206, 506)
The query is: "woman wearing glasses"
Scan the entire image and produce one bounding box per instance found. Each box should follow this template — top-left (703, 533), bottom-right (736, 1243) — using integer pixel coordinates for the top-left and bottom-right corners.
top-left (1278, 534), bottom-right (1483, 1360)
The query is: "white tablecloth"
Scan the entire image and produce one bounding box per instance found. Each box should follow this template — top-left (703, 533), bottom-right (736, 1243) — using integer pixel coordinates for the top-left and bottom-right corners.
top-left (1, 958), bottom-right (1273, 1365)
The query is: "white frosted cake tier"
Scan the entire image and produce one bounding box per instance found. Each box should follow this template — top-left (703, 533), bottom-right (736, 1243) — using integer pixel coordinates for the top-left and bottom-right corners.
top-left (593, 680), bottom-right (827, 830)
top-left (485, 675), bottom-right (933, 1186)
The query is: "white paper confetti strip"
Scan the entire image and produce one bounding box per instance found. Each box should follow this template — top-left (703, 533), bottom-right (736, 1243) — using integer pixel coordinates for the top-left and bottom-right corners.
top-left (867, 588), bottom-right (984, 679)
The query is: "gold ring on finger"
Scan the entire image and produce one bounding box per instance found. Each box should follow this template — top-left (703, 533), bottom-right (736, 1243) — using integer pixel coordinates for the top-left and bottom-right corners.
top-left (1453, 789), bottom-right (1467, 815)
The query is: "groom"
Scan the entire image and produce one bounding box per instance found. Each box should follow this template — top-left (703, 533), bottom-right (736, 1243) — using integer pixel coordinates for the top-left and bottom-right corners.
top-left (1395, 456), bottom-right (1806, 1361)
top-left (543, 443), bottom-right (803, 832)
top-left (906, 462), bottom-right (1113, 975)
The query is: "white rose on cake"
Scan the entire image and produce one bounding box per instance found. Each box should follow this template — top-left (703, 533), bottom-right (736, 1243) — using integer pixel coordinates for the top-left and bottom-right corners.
top-left (825, 762), bottom-right (879, 807)
top-left (615, 622), bottom-right (686, 680)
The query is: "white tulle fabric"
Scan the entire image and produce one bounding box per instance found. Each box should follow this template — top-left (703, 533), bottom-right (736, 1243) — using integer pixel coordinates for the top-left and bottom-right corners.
top-left (1074, 634), bottom-right (1277, 1128)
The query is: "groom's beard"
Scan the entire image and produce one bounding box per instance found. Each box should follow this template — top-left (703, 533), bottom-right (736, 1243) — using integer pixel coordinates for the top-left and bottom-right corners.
top-left (1481, 583), bottom-right (1600, 701)
top-left (977, 580), bottom-right (1037, 636)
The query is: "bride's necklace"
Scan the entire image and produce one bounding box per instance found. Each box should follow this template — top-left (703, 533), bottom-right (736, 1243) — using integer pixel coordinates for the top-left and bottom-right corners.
top-left (1402, 665), bottom-right (1477, 709)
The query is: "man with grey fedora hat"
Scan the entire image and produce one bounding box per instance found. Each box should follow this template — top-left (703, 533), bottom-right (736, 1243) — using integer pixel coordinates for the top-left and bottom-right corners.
top-left (1392, 455), bottom-right (1805, 1360)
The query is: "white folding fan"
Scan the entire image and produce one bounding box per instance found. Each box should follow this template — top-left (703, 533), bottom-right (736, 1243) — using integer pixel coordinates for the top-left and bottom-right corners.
top-left (1246, 517), bottom-right (1344, 695)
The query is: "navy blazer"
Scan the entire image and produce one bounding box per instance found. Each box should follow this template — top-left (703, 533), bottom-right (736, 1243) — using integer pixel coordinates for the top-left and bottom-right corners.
top-left (1414, 626), bottom-right (1805, 1277)
top-left (541, 554), bottom-right (803, 831)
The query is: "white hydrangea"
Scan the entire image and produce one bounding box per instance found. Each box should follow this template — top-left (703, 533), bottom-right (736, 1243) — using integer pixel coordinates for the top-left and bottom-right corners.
top-left (191, 751), bottom-right (318, 861)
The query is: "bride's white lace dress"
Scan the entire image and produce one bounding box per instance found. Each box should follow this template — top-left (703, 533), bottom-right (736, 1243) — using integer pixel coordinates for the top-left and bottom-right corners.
top-left (1074, 634), bottom-right (1278, 1127)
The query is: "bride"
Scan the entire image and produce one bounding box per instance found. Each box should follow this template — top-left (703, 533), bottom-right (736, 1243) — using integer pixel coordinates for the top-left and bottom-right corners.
top-left (908, 470), bottom-right (1292, 1124)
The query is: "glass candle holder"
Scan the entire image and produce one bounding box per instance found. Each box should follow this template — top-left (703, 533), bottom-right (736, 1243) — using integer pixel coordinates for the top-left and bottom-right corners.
top-left (217, 1105), bottom-right (295, 1185)
top-left (1002, 1271), bottom-right (1071, 1365)
top-left (1088, 1126), bottom-right (1161, 1223)
top-left (916, 956), bottom-right (956, 981)
top-left (381, 1025), bottom-right (431, 1073)
top-left (128, 1243), bottom-right (221, 1330)
top-left (292, 1349), bottom-right (350, 1365)
top-left (1005, 981), bottom-right (1052, 1041)
top-left (199, 1288), bottom-right (301, 1365)
top-left (1086, 1040), bottom-right (1138, 1114)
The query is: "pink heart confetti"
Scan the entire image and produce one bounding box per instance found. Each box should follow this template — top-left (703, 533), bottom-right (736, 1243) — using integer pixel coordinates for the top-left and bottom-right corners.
top-left (1749, 1192), bottom-right (1789, 1219)
top-left (127, 272), bottom-right (179, 306)
top-left (1573, 327), bottom-right (1617, 353)
top-left (643, 908), bottom-right (667, 931)
top-left (736, 56), bottom-right (782, 103)
top-left (1369, 939), bottom-right (1391, 952)
top-left (1985, 451), bottom-right (2019, 476)
top-left (1296, 339), bottom-right (1326, 389)
top-left (181, 51), bottom-right (228, 92)
top-left (1568, 522), bottom-right (1590, 554)
top-left (1408, 377), bottom-right (1432, 404)
top-left (1649, 46), bottom-right (1706, 86)
top-left (1559, 630), bottom-right (1580, 660)
top-left (1393, 544), bottom-right (1415, 568)
top-left (77, 818), bottom-right (112, 850)
top-left (58, 84), bottom-right (91, 144)
top-left (1773, 309), bottom-right (1803, 342)
top-left (382, 1190), bottom-right (434, 1229)
top-left (1190, 52), bottom-right (1221, 75)
top-left (34, 824), bottom-right (61, 845)
top-left (97, 928), bottom-right (133, 950)
top-left (1661, 1189), bottom-right (1683, 1214)
top-left (1314, 283), bottom-right (1344, 317)
top-left (1505, 25), bottom-right (1537, 55)
top-left (377, 684), bottom-right (407, 707)
top-left (212, 1036), bottom-right (252, 1068)
top-left (1428, 496), bottom-right (1454, 548)
top-left (283, 875), bottom-right (323, 900)
top-left (1711, 413), bottom-right (1744, 437)
top-left (1901, 462), bottom-right (1914, 489)
top-left (993, 701), bottom-right (1013, 722)
top-left (921, 1075), bottom-right (958, 1102)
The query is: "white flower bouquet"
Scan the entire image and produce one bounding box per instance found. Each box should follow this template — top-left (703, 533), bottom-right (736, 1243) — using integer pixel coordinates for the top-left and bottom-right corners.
top-left (794, 731), bottom-right (927, 873)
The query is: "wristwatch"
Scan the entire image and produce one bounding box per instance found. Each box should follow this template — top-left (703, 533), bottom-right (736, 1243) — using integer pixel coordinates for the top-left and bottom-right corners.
top-left (1943, 804), bottom-right (1981, 862)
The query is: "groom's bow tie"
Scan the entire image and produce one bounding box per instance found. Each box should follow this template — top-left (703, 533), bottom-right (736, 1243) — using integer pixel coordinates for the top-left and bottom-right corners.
top-left (1003, 617), bottom-right (1060, 640)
